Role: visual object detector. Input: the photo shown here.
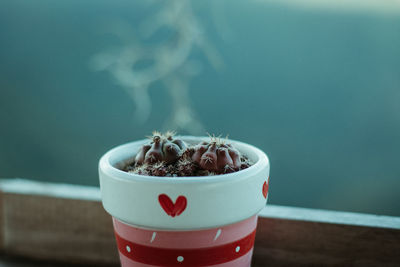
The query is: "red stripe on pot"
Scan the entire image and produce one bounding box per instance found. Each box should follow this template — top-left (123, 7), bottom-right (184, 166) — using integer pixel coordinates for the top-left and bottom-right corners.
top-left (115, 229), bottom-right (256, 266)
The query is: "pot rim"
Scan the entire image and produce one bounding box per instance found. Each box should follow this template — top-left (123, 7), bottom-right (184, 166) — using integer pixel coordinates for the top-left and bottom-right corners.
top-left (99, 135), bottom-right (269, 183)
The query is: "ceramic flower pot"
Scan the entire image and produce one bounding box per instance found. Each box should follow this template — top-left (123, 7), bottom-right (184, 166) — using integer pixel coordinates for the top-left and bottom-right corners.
top-left (99, 136), bottom-right (270, 267)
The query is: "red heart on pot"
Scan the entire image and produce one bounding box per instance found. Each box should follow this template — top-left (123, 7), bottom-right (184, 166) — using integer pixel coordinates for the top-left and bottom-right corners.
top-left (262, 180), bottom-right (269, 199)
top-left (158, 194), bottom-right (187, 217)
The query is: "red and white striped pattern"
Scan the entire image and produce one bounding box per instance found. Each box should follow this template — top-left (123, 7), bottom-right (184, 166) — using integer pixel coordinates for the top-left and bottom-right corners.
top-left (113, 215), bottom-right (258, 267)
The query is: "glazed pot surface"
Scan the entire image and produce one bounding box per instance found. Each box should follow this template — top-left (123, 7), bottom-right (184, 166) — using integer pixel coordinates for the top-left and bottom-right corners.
top-left (113, 215), bottom-right (257, 267)
top-left (99, 136), bottom-right (270, 230)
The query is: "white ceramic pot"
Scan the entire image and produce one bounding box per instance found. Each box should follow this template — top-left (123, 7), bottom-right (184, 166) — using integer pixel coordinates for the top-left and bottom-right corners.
top-left (99, 136), bottom-right (270, 266)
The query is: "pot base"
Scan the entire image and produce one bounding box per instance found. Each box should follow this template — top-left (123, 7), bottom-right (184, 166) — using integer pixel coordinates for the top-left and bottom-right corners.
top-left (113, 216), bottom-right (257, 267)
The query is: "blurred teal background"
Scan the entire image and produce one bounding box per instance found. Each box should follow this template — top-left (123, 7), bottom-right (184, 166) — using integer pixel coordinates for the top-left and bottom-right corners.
top-left (1, 0), bottom-right (399, 216)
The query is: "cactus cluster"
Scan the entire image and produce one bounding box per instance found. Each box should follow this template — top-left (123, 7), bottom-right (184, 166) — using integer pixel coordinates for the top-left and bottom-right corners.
top-left (135, 131), bottom-right (187, 165)
top-left (192, 138), bottom-right (242, 173)
top-left (124, 131), bottom-right (252, 177)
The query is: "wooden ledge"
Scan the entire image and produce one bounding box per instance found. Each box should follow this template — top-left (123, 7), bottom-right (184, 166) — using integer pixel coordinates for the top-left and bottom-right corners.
top-left (1, 178), bottom-right (399, 266)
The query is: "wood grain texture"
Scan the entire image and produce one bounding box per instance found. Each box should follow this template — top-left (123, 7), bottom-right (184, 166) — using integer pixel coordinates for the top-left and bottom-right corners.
top-left (1, 178), bottom-right (400, 266)
top-left (0, 186), bottom-right (118, 265)
top-left (253, 217), bottom-right (400, 267)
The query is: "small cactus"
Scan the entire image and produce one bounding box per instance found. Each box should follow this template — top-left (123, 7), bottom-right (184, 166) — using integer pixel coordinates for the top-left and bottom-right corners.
top-left (135, 131), bottom-right (187, 165)
top-left (191, 136), bottom-right (242, 173)
top-left (126, 131), bottom-right (251, 176)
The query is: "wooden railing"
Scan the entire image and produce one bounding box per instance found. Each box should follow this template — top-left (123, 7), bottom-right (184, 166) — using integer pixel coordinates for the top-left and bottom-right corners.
top-left (1, 179), bottom-right (399, 266)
